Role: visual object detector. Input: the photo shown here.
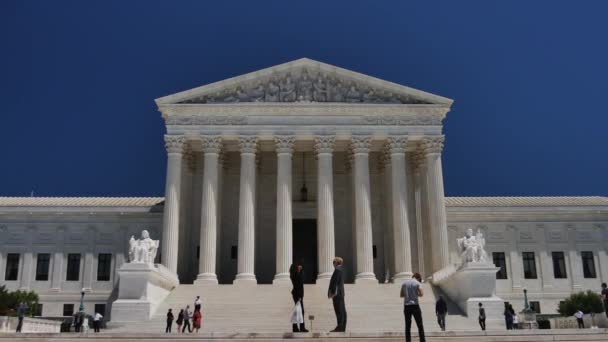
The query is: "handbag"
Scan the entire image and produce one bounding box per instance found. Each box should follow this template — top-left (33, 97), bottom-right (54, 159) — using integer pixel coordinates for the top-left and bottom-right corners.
top-left (290, 300), bottom-right (304, 324)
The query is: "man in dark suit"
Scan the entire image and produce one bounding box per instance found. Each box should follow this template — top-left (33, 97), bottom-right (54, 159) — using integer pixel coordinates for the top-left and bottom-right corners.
top-left (327, 257), bottom-right (347, 332)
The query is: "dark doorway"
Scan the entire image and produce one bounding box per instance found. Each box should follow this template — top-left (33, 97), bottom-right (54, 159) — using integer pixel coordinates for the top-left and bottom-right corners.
top-left (293, 219), bottom-right (318, 284)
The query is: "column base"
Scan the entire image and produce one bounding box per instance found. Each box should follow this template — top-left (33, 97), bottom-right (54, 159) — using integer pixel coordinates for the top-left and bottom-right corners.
top-left (316, 272), bottom-right (333, 284)
top-left (355, 272), bottom-right (378, 284)
top-left (392, 272), bottom-right (413, 283)
top-left (272, 273), bottom-right (291, 285)
top-left (233, 273), bottom-right (257, 285)
top-left (194, 273), bottom-right (218, 285)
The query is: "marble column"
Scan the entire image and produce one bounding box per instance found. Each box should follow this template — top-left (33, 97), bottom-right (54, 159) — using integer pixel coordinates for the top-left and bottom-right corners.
top-left (315, 136), bottom-right (336, 281)
top-left (50, 227), bottom-right (66, 291)
top-left (234, 136), bottom-right (258, 284)
top-left (273, 136), bottom-right (295, 284)
top-left (411, 153), bottom-right (427, 277)
top-left (567, 225), bottom-right (583, 291)
top-left (196, 136), bottom-right (222, 284)
top-left (161, 135), bottom-right (185, 275)
top-left (387, 137), bottom-right (413, 281)
top-left (20, 226), bottom-right (35, 290)
top-left (351, 136), bottom-right (377, 283)
top-left (421, 136), bottom-right (450, 273)
top-left (82, 226), bottom-right (96, 291)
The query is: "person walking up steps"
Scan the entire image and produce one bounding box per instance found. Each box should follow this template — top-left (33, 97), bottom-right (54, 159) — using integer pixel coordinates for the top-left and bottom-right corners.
top-left (194, 296), bottom-right (201, 312)
top-left (166, 309), bottom-right (174, 333)
top-left (290, 262), bottom-right (309, 332)
top-left (176, 309), bottom-right (184, 332)
top-left (401, 273), bottom-right (425, 342)
top-left (182, 305), bottom-right (192, 333)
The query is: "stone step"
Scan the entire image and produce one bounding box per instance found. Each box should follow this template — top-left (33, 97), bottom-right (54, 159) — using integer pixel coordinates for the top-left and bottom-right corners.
top-left (108, 282), bottom-right (499, 333)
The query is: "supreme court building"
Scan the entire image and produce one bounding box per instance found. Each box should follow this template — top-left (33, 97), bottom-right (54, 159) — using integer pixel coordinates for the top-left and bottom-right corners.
top-left (1, 59), bottom-right (607, 324)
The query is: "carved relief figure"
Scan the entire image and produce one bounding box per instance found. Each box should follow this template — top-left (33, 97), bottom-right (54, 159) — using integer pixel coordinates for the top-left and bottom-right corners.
top-left (265, 78), bottom-right (280, 102)
top-left (297, 69), bottom-right (313, 101)
top-left (128, 230), bottom-right (159, 265)
top-left (313, 76), bottom-right (327, 102)
top-left (331, 80), bottom-right (346, 102)
top-left (346, 84), bottom-right (362, 103)
top-left (280, 74), bottom-right (296, 102)
top-left (247, 84), bottom-right (265, 102)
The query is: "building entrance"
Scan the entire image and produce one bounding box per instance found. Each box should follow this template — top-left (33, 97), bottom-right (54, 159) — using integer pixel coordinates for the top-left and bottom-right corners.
top-left (292, 219), bottom-right (318, 284)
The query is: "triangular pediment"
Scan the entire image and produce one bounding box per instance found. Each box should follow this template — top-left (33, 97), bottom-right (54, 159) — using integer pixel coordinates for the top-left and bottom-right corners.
top-left (156, 58), bottom-right (452, 106)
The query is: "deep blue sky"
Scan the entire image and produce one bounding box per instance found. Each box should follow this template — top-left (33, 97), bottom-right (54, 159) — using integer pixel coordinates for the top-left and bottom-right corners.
top-left (1, 1), bottom-right (606, 197)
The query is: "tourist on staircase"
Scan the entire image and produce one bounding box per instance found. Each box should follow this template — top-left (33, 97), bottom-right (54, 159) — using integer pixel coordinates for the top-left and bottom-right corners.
top-left (435, 295), bottom-right (447, 331)
top-left (165, 309), bottom-right (174, 333)
top-left (328, 257), bottom-right (347, 332)
top-left (182, 305), bottom-right (193, 333)
top-left (401, 272), bottom-right (425, 342)
top-left (176, 309), bottom-right (184, 332)
top-left (290, 262), bottom-right (309, 332)
top-left (194, 296), bottom-right (202, 311)
top-left (193, 308), bottom-right (202, 333)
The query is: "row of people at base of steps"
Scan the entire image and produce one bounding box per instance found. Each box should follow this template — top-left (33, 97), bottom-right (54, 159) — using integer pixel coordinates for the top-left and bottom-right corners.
top-left (165, 296), bottom-right (203, 333)
top-left (13, 302), bottom-right (103, 334)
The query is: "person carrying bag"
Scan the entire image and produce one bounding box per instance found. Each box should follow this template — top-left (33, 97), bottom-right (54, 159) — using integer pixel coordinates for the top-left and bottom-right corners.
top-left (290, 300), bottom-right (304, 330)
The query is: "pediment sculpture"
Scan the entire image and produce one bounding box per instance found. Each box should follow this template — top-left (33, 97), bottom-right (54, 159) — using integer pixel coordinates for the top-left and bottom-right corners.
top-left (128, 229), bottom-right (159, 265)
top-left (179, 69), bottom-right (430, 104)
top-left (456, 228), bottom-right (489, 267)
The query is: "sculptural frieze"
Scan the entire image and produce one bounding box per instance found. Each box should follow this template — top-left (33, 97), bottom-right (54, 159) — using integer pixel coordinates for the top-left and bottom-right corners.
top-left (456, 228), bottom-right (489, 267)
top-left (128, 230), bottom-right (159, 265)
top-left (178, 69), bottom-right (431, 104)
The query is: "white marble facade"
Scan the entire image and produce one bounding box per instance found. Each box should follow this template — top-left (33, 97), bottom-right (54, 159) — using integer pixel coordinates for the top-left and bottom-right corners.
top-left (1, 59), bottom-right (607, 319)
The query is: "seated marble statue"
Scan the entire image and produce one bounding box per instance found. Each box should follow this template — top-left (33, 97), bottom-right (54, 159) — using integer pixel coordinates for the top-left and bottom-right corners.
top-left (128, 230), bottom-right (159, 265)
top-left (456, 228), bottom-right (489, 266)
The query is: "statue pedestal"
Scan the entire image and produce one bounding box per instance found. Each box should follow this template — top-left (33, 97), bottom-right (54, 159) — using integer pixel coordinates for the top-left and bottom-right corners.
top-left (111, 263), bottom-right (178, 322)
top-left (432, 262), bottom-right (503, 321)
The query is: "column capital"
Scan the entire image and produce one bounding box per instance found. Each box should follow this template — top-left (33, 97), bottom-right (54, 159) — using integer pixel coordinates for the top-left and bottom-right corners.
top-left (409, 152), bottom-right (425, 172)
top-left (314, 135), bottom-right (336, 154)
top-left (386, 136), bottom-right (408, 154)
top-left (274, 135), bottom-right (295, 154)
top-left (238, 136), bottom-right (258, 154)
top-left (164, 135), bottom-right (186, 154)
top-left (350, 135), bottom-right (371, 154)
top-left (201, 136), bottom-right (223, 154)
top-left (420, 136), bottom-right (445, 154)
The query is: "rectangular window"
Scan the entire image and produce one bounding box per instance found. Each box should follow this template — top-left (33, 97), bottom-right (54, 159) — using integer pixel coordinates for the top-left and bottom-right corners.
top-left (33, 303), bottom-right (43, 316)
top-left (522, 252), bottom-right (537, 279)
top-left (581, 251), bottom-right (597, 278)
top-left (97, 253), bottom-right (112, 281)
top-left (94, 304), bottom-right (106, 317)
top-left (35, 253), bottom-right (51, 281)
top-left (552, 251), bottom-right (567, 278)
top-left (529, 301), bottom-right (541, 314)
top-left (63, 304), bottom-right (74, 317)
top-left (66, 254), bottom-right (81, 281)
top-left (5, 253), bottom-right (20, 281)
top-left (493, 252), bottom-right (507, 279)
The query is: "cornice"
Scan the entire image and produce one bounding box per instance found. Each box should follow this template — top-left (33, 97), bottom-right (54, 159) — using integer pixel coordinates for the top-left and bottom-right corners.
top-left (159, 103), bottom-right (449, 119)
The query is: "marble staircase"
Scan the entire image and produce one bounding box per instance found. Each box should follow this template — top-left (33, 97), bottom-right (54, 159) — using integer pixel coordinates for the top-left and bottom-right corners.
top-left (108, 282), bottom-right (502, 333)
